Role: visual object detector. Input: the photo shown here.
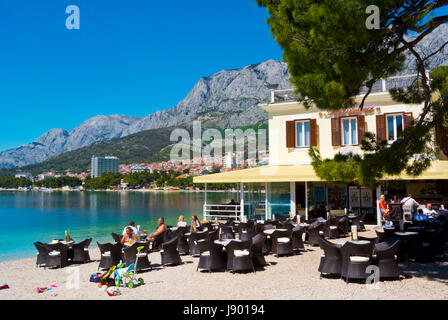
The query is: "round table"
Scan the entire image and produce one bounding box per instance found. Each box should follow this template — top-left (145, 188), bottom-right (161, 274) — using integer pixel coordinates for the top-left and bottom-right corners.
top-left (263, 228), bottom-right (288, 235)
top-left (335, 240), bottom-right (370, 246)
top-left (214, 239), bottom-right (241, 247)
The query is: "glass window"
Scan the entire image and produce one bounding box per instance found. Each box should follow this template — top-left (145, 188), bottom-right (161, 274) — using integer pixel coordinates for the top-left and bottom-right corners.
top-left (341, 117), bottom-right (357, 145)
top-left (387, 114), bottom-right (404, 142)
top-left (267, 182), bottom-right (291, 219)
top-left (296, 120), bottom-right (310, 147)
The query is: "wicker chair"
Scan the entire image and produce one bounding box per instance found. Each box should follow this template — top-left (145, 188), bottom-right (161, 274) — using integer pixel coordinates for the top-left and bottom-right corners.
top-left (374, 240), bottom-right (401, 280)
top-left (351, 212), bottom-right (366, 232)
top-left (172, 228), bottom-right (190, 255)
top-left (305, 224), bottom-right (325, 246)
top-left (341, 241), bottom-right (374, 283)
top-left (337, 216), bottom-right (350, 236)
top-left (219, 224), bottom-right (235, 240)
top-left (72, 238), bottom-right (92, 264)
top-left (324, 220), bottom-right (340, 239)
top-left (226, 239), bottom-right (255, 273)
top-left (123, 241), bottom-right (151, 271)
top-left (151, 231), bottom-right (168, 251)
top-left (188, 231), bottom-right (209, 256)
top-left (34, 242), bottom-right (49, 268)
top-left (196, 241), bottom-right (226, 272)
top-left (97, 242), bottom-right (122, 270)
top-left (208, 229), bottom-right (219, 242)
top-left (291, 226), bottom-right (306, 251)
top-left (202, 222), bottom-right (214, 231)
top-left (318, 238), bottom-right (342, 277)
top-left (271, 229), bottom-right (294, 256)
top-left (111, 232), bottom-right (121, 243)
top-left (251, 234), bottom-right (267, 268)
top-left (44, 242), bottom-right (69, 269)
top-left (161, 236), bottom-right (182, 266)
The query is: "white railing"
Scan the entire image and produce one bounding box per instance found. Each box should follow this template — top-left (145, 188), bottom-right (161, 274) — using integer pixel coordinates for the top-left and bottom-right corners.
top-left (270, 72), bottom-right (430, 104)
top-left (203, 204), bottom-right (241, 221)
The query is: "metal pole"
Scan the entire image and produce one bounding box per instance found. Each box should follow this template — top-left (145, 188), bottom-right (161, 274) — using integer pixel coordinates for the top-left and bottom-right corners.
top-left (265, 182), bottom-right (269, 221)
top-left (305, 181), bottom-right (309, 220)
top-left (290, 182), bottom-right (296, 219)
top-left (240, 182), bottom-right (245, 221)
top-left (376, 185), bottom-right (382, 227)
top-left (203, 183), bottom-right (208, 221)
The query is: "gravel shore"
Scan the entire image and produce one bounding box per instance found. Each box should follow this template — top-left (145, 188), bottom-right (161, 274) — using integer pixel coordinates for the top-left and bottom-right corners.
top-left (0, 227), bottom-right (447, 300)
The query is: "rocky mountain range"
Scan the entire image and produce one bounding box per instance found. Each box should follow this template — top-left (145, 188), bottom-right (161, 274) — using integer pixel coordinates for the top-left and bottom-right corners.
top-left (1, 23), bottom-right (448, 169)
top-left (0, 59), bottom-right (291, 168)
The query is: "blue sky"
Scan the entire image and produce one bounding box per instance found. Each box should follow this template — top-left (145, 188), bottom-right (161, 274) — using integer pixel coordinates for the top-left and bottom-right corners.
top-left (0, 0), bottom-right (283, 151)
top-left (0, 2), bottom-right (447, 152)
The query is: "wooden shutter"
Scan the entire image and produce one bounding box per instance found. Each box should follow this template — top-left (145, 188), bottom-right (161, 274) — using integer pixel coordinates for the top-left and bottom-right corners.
top-left (357, 115), bottom-right (366, 144)
top-left (310, 119), bottom-right (318, 146)
top-left (404, 112), bottom-right (413, 128)
top-left (286, 121), bottom-right (295, 148)
top-left (436, 125), bottom-right (448, 156)
top-left (376, 114), bottom-right (386, 142)
top-left (331, 118), bottom-right (341, 146)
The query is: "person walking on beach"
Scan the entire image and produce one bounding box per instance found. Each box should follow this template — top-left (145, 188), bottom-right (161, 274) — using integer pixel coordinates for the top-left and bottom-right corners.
top-left (147, 217), bottom-right (166, 242)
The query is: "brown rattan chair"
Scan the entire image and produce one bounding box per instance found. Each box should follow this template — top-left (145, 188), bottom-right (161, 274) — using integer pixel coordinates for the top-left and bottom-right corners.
top-left (123, 241), bottom-right (152, 271)
top-left (251, 234), bottom-right (267, 267)
top-left (374, 240), bottom-right (401, 280)
top-left (292, 226), bottom-right (306, 251)
top-left (226, 239), bottom-right (255, 273)
top-left (72, 238), bottom-right (92, 264)
top-left (34, 241), bottom-right (48, 268)
top-left (161, 236), bottom-right (182, 266)
top-left (188, 230), bottom-right (209, 256)
top-left (318, 237), bottom-right (342, 277)
top-left (196, 241), bottom-right (226, 272)
top-left (111, 232), bottom-right (121, 243)
top-left (271, 229), bottom-right (293, 256)
top-left (44, 242), bottom-right (69, 269)
top-left (97, 242), bottom-right (122, 270)
top-left (341, 241), bottom-right (374, 283)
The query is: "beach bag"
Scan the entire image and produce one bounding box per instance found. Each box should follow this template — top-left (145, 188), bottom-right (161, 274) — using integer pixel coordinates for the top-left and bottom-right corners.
top-left (90, 272), bottom-right (103, 283)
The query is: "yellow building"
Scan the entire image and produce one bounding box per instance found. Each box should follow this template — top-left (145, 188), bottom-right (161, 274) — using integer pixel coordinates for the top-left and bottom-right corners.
top-left (194, 74), bottom-right (448, 225)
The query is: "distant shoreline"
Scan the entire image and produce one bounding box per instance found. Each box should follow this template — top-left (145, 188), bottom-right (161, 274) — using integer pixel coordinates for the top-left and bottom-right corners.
top-left (0, 188), bottom-right (238, 193)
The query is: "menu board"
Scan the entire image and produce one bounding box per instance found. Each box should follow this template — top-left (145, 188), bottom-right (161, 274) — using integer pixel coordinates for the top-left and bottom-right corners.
top-left (348, 186), bottom-right (361, 208)
top-left (360, 187), bottom-right (373, 208)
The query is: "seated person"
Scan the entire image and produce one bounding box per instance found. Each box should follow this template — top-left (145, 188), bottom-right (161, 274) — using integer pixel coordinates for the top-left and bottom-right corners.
top-left (147, 217), bottom-right (166, 242)
top-left (176, 215), bottom-right (188, 227)
top-left (228, 199), bottom-right (237, 205)
top-left (191, 215), bottom-right (201, 231)
top-left (423, 203), bottom-right (437, 217)
top-left (121, 226), bottom-right (138, 246)
top-left (379, 194), bottom-right (390, 220)
top-left (122, 221), bottom-right (138, 235)
top-left (414, 209), bottom-right (428, 222)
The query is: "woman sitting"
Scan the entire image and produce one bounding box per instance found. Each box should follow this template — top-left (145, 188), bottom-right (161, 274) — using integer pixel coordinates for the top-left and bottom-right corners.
top-left (176, 215), bottom-right (188, 227)
top-left (379, 194), bottom-right (391, 220)
top-left (191, 215), bottom-right (201, 232)
top-left (121, 226), bottom-right (138, 247)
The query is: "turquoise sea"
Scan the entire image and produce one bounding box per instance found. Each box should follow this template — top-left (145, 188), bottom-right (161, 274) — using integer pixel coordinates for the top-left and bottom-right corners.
top-left (0, 191), bottom-right (236, 262)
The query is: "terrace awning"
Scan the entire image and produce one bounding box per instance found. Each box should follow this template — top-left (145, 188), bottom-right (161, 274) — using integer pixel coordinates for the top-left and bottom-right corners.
top-left (193, 161), bottom-right (448, 184)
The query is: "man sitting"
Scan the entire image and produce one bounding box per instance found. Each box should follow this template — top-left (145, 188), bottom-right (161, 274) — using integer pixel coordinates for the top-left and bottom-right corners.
top-left (423, 203), bottom-right (437, 218)
top-left (147, 217), bottom-right (166, 242)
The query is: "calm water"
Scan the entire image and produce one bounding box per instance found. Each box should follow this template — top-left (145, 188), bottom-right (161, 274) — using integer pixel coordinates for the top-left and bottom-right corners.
top-left (0, 191), bottom-right (237, 262)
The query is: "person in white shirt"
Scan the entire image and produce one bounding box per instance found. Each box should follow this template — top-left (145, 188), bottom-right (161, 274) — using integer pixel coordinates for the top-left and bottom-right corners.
top-left (400, 194), bottom-right (419, 215)
top-left (176, 215), bottom-right (188, 227)
top-left (122, 221), bottom-right (138, 235)
top-left (423, 203), bottom-right (437, 216)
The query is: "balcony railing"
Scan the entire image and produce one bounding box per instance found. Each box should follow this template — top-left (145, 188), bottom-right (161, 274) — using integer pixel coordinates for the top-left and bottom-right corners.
top-left (270, 72), bottom-right (430, 104)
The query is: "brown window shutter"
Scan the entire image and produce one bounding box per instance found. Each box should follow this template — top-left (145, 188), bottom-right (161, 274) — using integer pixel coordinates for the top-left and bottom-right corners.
top-left (436, 125), bottom-right (448, 155)
top-left (404, 112), bottom-right (413, 128)
top-left (376, 114), bottom-right (386, 142)
top-left (310, 119), bottom-right (318, 146)
top-left (331, 118), bottom-right (341, 146)
top-left (357, 115), bottom-right (366, 144)
top-left (286, 121), bottom-right (295, 148)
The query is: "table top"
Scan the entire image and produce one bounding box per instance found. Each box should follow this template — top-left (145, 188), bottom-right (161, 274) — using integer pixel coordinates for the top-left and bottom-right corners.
top-left (49, 240), bottom-right (74, 245)
top-left (214, 239), bottom-right (241, 246)
top-left (335, 240), bottom-right (371, 245)
top-left (263, 228), bottom-right (288, 235)
top-left (394, 231), bottom-right (419, 236)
